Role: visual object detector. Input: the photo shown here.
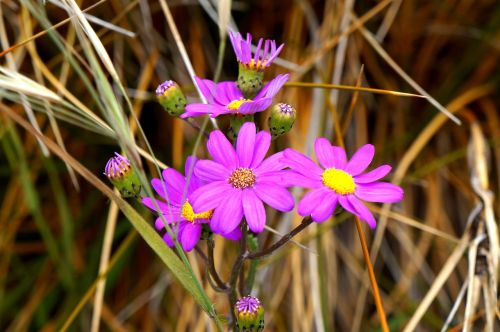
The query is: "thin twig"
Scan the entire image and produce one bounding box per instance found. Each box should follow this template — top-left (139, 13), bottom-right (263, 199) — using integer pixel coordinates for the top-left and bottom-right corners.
top-left (247, 217), bottom-right (313, 260)
top-left (354, 216), bottom-right (389, 332)
top-left (206, 237), bottom-right (228, 291)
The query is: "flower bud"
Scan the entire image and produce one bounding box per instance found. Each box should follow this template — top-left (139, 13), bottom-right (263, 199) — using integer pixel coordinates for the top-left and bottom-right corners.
top-left (236, 64), bottom-right (264, 99)
top-left (104, 153), bottom-right (141, 197)
top-left (268, 103), bottom-right (296, 139)
top-left (155, 80), bottom-right (187, 116)
top-left (234, 296), bottom-right (264, 332)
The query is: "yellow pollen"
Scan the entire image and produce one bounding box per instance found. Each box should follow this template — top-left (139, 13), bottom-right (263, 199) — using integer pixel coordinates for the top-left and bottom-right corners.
top-left (227, 98), bottom-right (251, 111)
top-left (322, 168), bottom-right (356, 195)
top-left (228, 168), bottom-right (256, 189)
top-left (246, 59), bottom-right (267, 70)
top-left (181, 201), bottom-right (213, 223)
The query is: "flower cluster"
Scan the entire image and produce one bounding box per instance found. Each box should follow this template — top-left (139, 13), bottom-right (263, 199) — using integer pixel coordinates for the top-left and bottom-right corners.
top-left (106, 32), bottom-right (404, 252)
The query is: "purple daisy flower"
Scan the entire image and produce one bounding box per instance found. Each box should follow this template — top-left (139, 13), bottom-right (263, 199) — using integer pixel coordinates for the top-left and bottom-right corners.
top-left (141, 157), bottom-right (240, 251)
top-left (282, 139), bottom-right (404, 228)
top-left (180, 74), bottom-right (288, 118)
top-left (229, 32), bottom-right (284, 70)
top-left (190, 122), bottom-right (294, 235)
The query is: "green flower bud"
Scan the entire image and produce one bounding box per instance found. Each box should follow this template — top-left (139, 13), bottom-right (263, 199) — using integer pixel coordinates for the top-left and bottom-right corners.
top-left (234, 296), bottom-right (264, 332)
top-left (229, 114), bottom-right (255, 140)
top-left (268, 103), bottom-right (296, 139)
top-left (155, 80), bottom-right (187, 116)
top-left (236, 64), bottom-right (264, 99)
top-left (104, 153), bottom-right (141, 198)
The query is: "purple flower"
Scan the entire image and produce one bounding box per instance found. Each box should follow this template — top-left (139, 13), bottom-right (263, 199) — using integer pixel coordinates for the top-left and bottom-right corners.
top-left (190, 122), bottom-right (294, 235)
top-left (282, 139), bottom-right (404, 228)
top-left (141, 157), bottom-right (240, 251)
top-left (180, 75), bottom-right (288, 119)
top-left (229, 32), bottom-right (284, 70)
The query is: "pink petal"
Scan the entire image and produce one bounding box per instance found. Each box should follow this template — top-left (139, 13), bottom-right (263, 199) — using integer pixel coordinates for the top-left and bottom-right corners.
top-left (142, 196), bottom-right (178, 214)
top-left (221, 227), bottom-right (242, 241)
top-left (345, 144), bottom-right (375, 175)
top-left (162, 231), bottom-right (176, 248)
top-left (254, 151), bottom-right (286, 175)
top-left (255, 74), bottom-right (289, 99)
top-left (311, 193), bottom-right (338, 223)
top-left (154, 214), bottom-right (178, 230)
top-left (284, 171), bottom-right (322, 188)
top-left (190, 181), bottom-right (232, 212)
top-left (207, 130), bottom-right (238, 169)
top-left (214, 82), bottom-right (241, 105)
top-left (250, 131), bottom-right (271, 168)
top-left (266, 43), bottom-right (284, 64)
top-left (151, 178), bottom-right (181, 205)
top-left (253, 182), bottom-right (294, 212)
top-left (331, 146), bottom-right (347, 169)
top-left (236, 122), bottom-right (256, 167)
top-left (282, 148), bottom-right (323, 177)
top-left (347, 196), bottom-right (377, 228)
top-left (210, 190), bottom-right (243, 235)
top-left (194, 160), bottom-right (230, 182)
top-left (338, 195), bottom-right (357, 216)
top-left (180, 223), bottom-right (202, 251)
top-left (238, 98), bottom-right (273, 115)
top-left (256, 170), bottom-right (288, 184)
top-left (194, 77), bottom-right (216, 102)
top-left (314, 138), bottom-right (336, 168)
top-left (181, 104), bottom-right (219, 118)
top-left (184, 156), bottom-right (201, 192)
top-left (354, 182), bottom-right (403, 203)
top-left (297, 188), bottom-right (333, 216)
top-left (161, 168), bottom-right (185, 193)
top-left (242, 189), bottom-right (266, 233)
top-left (354, 165), bottom-right (392, 183)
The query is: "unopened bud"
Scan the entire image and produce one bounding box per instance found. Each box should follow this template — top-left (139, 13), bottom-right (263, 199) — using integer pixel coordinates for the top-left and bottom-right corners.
top-left (104, 153), bottom-right (141, 197)
top-left (268, 103), bottom-right (296, 139)
top-left (234, 296), bottom-right (264, 332)
top-left (155, 80), bottom-right (187, 116)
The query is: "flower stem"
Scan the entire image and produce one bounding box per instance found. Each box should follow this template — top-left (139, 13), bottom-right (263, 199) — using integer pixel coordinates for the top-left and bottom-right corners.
top-left (228, 223), bottom-right (248, 326)
top-left (354, 216), bottom-right (389, 332)
top-left (247, 217), bottom-right (312, 260)
top-left (243, 234), bottom-right (259, 294)
top-left (206, 237), bottom-right (228, 291)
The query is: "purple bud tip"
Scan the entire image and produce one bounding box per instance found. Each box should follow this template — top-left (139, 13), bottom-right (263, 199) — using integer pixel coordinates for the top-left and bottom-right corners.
top-left (104, 152), bottom-right (131, 179)
top-left (155, 80), bottom-right (176, 96)
top-left (277, 103), bottom-right (294, 114)
top-left (235, 296), bottom-right (262, 314)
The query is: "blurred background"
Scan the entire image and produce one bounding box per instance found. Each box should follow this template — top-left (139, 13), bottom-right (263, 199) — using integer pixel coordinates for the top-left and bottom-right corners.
top-left (0, 0), bottom-right (499, 331)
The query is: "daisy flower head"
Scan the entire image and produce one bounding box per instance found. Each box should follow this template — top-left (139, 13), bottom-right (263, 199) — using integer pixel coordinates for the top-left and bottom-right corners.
top-left (229, 31), bottom-right (285, 98)
top-left (190, 122), bottom-right (294, 236)
top-left (141, 157), bottom-right (241, 251)
top-left (229, 32), bottom-right (284, 71)
top-left (181, 74), bottom-right (288, 119)
top-left (282, 139), bottom-right (404, 228)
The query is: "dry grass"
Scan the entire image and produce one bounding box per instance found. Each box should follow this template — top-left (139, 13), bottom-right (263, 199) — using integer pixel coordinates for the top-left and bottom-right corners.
top-left (0, 0), bottom-right (499, 331)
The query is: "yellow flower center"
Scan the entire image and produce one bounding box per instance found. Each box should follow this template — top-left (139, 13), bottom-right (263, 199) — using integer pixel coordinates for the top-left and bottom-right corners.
top-left (181, 201), bottom-right (213, 222)
top-left (228, 167), bottom-right (256, 189)
top-left (322, 168), bottom-right (356, 195)
top-left (227, 98), bottom-right (251, 111)
top-left (246, 59), bottom-right (267, 71)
